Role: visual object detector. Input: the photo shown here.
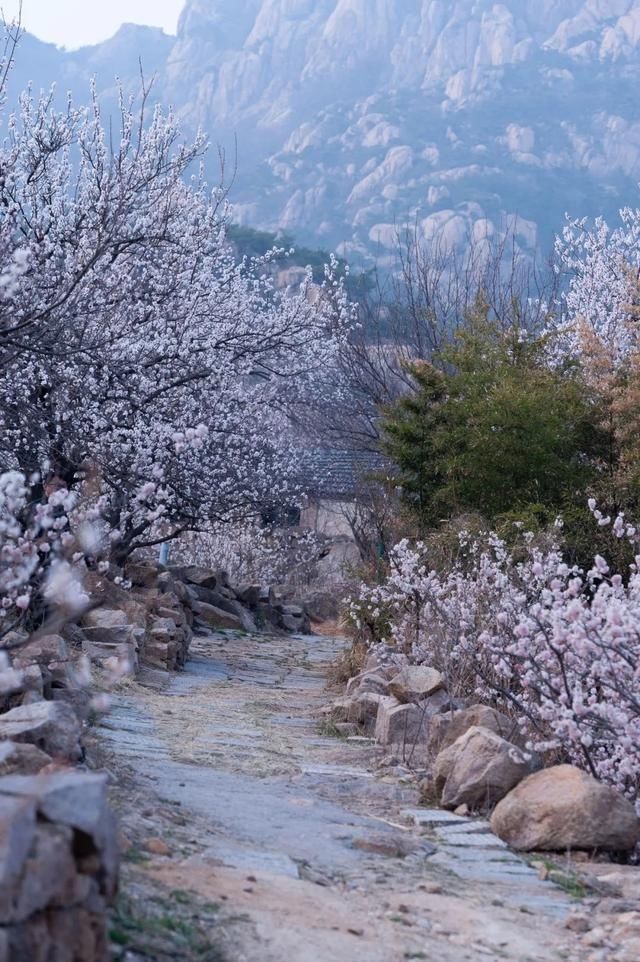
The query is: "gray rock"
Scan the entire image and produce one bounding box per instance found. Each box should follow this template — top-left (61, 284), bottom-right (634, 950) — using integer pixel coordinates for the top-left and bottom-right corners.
top-left (192, 601), bottom-right (241, 630)
top-left (123, 563), bottom-right (159, 588)
top-left (281, 604), bottom-right (304, 617)
top-left (14, 822), bottom-right (76, 922)
top-left (281, 611), bottom-right (311, 633)
top-left (0, 771), bottom-right (118, 899)
top-left (235, 584), bottom-right (261, 608)
top-left (13, 635), bottom-right (72, 695)
top-left (0, 771), bottom-right (117, 955)
top-left (0, 793), bottom-right (37, 925)
top-left (81, 608), bottom-right (143, 655)
top-left (179, 565), bottom-right (219, 590)
top-left (19, 666), bottom-right (44, 700)
top-left (375, 697), bottom-right (429, 747)
top-left (346, 671), bottom-right (390, 697)
top-left (223, 599), bottom-right (258, 633)
top-left (186, 583), bottom-right (226, 607)
top-left (0, 702), bottom-right (82, 762)
top-left (350, 693), bottom-right (383, 728)
top-left (299, 590), bottom-right (339, 623)
top-left (82, 640), bottom-right (137, 675)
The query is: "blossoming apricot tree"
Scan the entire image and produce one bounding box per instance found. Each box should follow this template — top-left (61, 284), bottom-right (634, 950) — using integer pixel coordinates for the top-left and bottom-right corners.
top-left (0, 80), bottom-right (350, 573)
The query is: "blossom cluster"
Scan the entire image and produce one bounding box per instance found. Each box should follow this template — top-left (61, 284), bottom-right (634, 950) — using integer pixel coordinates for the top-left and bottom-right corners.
top-left (175, 520), bottom-right (326, 589)
top-left (0, 470), bottom-right (88, 635)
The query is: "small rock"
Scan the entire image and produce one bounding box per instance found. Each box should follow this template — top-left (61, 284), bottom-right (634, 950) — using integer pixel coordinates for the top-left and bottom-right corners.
top-left (418, 882), bottom-right (443, 894)
top-left (143, 837), bottom-right (171, 856)
top-left (566, 914), bottom-right (592, 934)
top-left (454, 803), bottom-right (469, 817)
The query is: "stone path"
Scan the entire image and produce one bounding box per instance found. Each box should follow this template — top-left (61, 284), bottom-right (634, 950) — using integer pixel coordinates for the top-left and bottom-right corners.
top-left (97, 630), bottom-right (590, 962)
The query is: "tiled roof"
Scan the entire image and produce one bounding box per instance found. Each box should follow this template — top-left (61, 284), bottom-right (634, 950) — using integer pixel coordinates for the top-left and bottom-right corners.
top-left (296, 448), bottom-right (391, 499)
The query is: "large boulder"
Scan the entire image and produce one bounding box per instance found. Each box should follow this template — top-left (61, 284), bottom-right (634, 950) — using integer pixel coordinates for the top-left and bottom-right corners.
top-left (192, 601), bottom-right (242, 630)
top-left (0, 771), bottom-right (118, 887)
top-left (299, 590), bottom-right (339, 623)
top-left (0, 702), bottom-right (82, 762)
top-left (389, 666), bottom-right (444, 703)
top-left (82, 640), bottom-right (137, 677)
top-left (277, 604), bottom-right (311, 634)
top-left (235, 584), bottom-right (261, 609)
top-left (187, 583), bottom-right (228, 608)
top-left (224, 600), bottom-right (258, 633)
top-left (427, 704), bottom-right (522, 758)
top-left (491, 765), bottom-right (640, 852)
top-left (434, 725), bottom-right (535, 811)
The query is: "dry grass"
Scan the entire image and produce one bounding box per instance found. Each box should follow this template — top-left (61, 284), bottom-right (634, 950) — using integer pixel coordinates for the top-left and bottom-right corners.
top-left (326, 638), bottom-right (368, 687)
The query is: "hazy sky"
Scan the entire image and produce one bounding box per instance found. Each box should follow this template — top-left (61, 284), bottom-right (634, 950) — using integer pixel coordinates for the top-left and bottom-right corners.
top-left (2, 1), bottom-right (185, 49)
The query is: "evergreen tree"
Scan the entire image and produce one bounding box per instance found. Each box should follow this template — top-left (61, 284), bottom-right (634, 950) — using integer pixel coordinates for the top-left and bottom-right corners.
top-left (382, 301), bottom-right (599, 531)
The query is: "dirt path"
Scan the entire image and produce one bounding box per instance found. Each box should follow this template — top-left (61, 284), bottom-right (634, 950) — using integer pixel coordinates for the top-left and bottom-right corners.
top-left (95, 630), bottom-right (590, 962)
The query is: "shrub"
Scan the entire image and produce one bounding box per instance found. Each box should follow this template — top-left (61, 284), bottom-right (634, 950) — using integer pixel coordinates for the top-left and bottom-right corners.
top-left (381, 309), bottom-right (599, 534)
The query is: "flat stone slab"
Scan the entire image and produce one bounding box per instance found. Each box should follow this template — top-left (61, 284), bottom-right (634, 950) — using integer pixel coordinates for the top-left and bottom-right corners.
top-left (401, 808), bottom-right (469, 827)
top-left (201, 842), bottom-right (300, 879)
top-left (434, 828), bottom-right (509, 849)
top-left (439, 819), bottom-right (493, 834)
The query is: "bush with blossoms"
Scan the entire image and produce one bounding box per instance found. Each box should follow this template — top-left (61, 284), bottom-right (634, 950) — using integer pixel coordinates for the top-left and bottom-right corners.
top-left (347, 504), bottom-right (640, 808)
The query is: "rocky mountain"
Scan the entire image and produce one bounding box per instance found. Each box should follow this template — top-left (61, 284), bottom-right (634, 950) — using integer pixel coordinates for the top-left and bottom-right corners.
top-left (10, 1), bottom-right (640, 265)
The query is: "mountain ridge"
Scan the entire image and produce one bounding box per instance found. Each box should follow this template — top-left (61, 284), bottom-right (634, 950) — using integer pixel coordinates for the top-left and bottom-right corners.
top-left (8, 1), bottom-right (640, 264)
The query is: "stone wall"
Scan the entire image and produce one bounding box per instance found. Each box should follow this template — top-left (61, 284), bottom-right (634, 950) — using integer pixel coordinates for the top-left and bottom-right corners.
top-left (0, 771), bottom-right (117, 962)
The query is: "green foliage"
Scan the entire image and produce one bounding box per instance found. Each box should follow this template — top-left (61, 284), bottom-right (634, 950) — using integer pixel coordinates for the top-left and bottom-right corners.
top-left (382, 301), bottom-right (600, 535)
